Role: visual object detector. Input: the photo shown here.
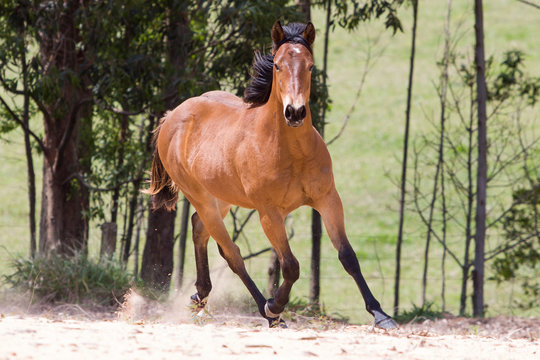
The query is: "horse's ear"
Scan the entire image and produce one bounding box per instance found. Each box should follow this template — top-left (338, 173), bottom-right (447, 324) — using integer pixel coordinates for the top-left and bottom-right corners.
top-left (303, 22), bottom-right (316, 47)
top-left (272, 21), bottom-right (285, 53)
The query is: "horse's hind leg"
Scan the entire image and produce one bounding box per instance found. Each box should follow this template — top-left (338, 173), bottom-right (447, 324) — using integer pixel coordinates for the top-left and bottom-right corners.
top-left (190, 211), bottom-right (212, 310)
top-left (190, 200), bottom-right (275, 326)
top-left (190, 202), bottom-right (231, 310)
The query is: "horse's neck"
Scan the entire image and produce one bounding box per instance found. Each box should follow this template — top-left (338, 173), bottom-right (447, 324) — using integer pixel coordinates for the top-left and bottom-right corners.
top-left (258, 101), bottom-right (315, 158)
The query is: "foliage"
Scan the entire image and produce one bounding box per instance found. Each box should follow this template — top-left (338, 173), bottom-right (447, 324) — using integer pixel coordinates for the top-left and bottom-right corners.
top-left (320, 0), bottom-right (403, 33)
top-left (394, 302), bottom-right (445, 324)
top-left (3, 253), bottom-right (138, 306)
top-left (410, 43), bottom-right (540, 313)
top-left (491, 182), bottom-right (540, 309)
top-left (310, 66), bottom-right (331, 132)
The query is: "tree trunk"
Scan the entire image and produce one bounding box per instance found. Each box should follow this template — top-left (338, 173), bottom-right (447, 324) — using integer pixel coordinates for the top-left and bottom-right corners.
top-left (38, 1), bottom-right (91, 256)
top-left (394, 0), bottom-right (418, 316)
top-left (267, 249), bottom-right (281, 297)
top-left (142, 6), bottom-right (190, 291)
top-left (176, 198), bottom-right (191, 289)
top-left (473, 0), bottom-right (487, 318)
top-left (310, 210), bottom-right (322, 304)
top-left (141, 204), bottom-right (176, 292)
top-left (21, 46), bottom-right (37, 258)
top-left (459, 85), bottom-right (476, 315)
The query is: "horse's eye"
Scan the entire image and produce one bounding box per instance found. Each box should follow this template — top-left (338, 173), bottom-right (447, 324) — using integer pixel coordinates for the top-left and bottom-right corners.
top-left (274, 64), bottom-right (280, 71)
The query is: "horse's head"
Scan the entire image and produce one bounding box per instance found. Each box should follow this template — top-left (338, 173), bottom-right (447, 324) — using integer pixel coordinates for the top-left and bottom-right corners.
top-left (272, 21), bottom-right (315, 128)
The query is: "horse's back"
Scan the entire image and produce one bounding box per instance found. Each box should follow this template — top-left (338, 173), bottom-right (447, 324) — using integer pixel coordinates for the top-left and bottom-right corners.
top-left (200, 90), bottom-right (246, 109)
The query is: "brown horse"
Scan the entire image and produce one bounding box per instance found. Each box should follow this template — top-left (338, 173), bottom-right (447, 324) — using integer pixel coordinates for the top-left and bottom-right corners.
top-left (145, 21), bottom-right (396, 329)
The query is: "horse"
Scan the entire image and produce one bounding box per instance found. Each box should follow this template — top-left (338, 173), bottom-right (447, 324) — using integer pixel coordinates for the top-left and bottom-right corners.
top-left (145, 21), bottom-right (396, 329)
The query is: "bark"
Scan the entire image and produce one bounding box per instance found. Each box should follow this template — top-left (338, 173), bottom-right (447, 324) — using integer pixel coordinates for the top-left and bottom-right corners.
top-left (21, 44), bottom-right (37, 258)
top-left (142, 7), bottom-right (190, 290)
top-left (38, 1), bottom-right (91, 256)
top-left (439, 0), bottom-right (452, 311)
top-left (473, 0), bottom-right (488, 318)
top-left (141, 204), bottom-right (176, 292)
top-left (459, 88), bottom-right (475, 315)
top-left (176, 198), bottom-right (191, 289)
top-left (111, 114), bottom-right (129, 225)
top-left (267, 249), bottom-right (281, 297)
top-left (310, 210), bottom-right (322, 304)
top-left (394, 0), bottom-right (418, 316)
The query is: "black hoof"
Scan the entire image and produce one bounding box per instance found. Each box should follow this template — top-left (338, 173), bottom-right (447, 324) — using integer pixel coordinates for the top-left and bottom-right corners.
top-left (190, 292), bottom-right (208, 312)
top-left (268, 317), bottom-right (287, 328)
top-left (373, 309), bottom-right (398, 329)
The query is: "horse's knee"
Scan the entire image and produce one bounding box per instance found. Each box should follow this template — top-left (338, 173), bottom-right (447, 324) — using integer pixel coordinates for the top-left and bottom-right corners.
top-left (281, 256), bottom-right (299, 283)
top-left (221, 243), bottom-right (246, 275)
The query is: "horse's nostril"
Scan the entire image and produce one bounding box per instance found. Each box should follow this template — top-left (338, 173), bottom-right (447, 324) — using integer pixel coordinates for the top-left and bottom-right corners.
top-left (298, 105), bottom-right (306, 120)
top-left (285, 105), bottom-right (293, 120)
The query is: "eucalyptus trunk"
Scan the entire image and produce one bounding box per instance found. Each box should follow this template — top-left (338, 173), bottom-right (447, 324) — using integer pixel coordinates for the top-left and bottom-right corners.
top-left (38, 1), bottom-right (91, 256)
top-left (473, 0), bottom-right (488, 318)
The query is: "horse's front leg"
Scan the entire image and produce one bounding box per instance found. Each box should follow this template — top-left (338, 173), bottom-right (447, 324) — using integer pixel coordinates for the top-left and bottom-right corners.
top-left (314, 189), bottom-right (397, 329)
top-left (259, 210), bottom-right (299, 324)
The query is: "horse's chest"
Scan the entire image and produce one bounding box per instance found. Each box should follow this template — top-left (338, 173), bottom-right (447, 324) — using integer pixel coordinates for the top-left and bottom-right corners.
top-left (246, 157), bottom-right (330, 209)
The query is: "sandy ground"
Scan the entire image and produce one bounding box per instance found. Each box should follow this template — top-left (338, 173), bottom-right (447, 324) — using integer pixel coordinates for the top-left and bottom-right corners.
top-left (0, 294), bottom-right (538, 360)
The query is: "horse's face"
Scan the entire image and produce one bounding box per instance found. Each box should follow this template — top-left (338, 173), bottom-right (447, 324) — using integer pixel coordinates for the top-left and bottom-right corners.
top-left (273, 43), bottom-right (313, 128)
top-left (272, 22), bottom-right (315, 128)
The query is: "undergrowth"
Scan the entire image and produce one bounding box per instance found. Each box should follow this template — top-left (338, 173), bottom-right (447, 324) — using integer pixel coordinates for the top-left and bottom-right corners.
top-left (394, 302), bottom-right (447, 324)
top-left (2, 253), bottom-right (138, 306)
top-left (283, 297), bottom-right (350, 325)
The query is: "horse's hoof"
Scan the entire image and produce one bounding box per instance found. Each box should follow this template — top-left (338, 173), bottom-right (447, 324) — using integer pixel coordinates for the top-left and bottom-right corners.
top-left (190, 293), bottom-right (208, 312)
top-left (373, 309), bottom-right (398, 329)
top-left (268, 317), bottom-right (287, 329)
top-left (375, 317), bottom-right (398, 329)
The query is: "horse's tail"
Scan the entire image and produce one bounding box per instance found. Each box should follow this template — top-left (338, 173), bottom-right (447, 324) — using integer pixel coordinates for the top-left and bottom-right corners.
top-left (142, 111), bottom-right (179, 211)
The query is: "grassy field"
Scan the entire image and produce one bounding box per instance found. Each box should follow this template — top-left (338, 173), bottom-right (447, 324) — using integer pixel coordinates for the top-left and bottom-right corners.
top-left (1, 0), bottom-right (539, 324)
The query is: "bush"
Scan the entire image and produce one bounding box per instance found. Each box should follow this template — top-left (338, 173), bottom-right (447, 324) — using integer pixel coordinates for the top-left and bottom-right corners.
top-left (394, 302), bottom-right (446, 324)
top-left (3, 253), bottom-right (137, 306)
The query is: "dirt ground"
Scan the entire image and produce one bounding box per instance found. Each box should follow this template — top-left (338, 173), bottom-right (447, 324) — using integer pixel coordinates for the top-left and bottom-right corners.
top-left (0, 292), bottom-right (538, 360)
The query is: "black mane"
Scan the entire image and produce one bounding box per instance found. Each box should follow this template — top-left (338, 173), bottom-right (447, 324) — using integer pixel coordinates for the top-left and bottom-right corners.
top-left (244, 23), bottom-right (312, 106)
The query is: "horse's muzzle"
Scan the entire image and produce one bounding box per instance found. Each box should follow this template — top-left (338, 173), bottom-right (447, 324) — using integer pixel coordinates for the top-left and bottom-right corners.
top-left (284, 104), bottom-right (306, 127)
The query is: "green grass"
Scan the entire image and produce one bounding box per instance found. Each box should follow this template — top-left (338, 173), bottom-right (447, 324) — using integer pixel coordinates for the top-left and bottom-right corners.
top-left (1, 0), bottom-right (539, 323)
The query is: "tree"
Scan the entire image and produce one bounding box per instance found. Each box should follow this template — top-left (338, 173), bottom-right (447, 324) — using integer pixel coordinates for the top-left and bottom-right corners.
top-left (0, 2), bottom-right (39, 257)
top-left (305, 0), bottom-right (404, 307)
top-left (0, 1), bottom-right (98, 256)
top-left (473, 0), bottom-right (488, 317)
top-left (410, 42), bottom-right (540, 315)
top-left (394, 0), bottom-right (419, 316)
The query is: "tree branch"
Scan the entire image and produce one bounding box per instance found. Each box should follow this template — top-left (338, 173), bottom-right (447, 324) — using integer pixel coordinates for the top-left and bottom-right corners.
top-left (517, 0), bottom-right (540, 10)
top-left (53, 96), bottom-right (92, 173)
top-left (0, 94), bottom-right (47, 154)
top-left (63, 172), bottom-right (143, 192)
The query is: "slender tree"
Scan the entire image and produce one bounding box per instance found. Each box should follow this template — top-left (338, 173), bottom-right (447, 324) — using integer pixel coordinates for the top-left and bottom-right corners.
top-left (0, 9), bottom-right (38, 258)
top-left (394, 0), bottom-right (418, 316)
top-left (473, 0), bottom-right (488, 317)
